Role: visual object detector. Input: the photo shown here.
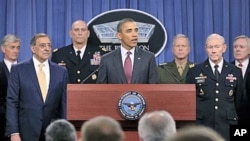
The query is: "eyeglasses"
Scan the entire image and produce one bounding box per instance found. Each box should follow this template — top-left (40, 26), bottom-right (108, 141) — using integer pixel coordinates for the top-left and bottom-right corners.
top-left (36, 43), bottom-right (51, 49)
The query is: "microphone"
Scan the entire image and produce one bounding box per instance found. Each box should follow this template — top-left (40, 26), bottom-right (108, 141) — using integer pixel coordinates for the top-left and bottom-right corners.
top-left (81, 65), bottom-right (102, 84)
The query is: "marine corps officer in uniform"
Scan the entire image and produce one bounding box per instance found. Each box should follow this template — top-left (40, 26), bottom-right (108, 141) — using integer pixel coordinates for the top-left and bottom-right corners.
top-left (157, 34), bottom-right (194, 83)
top-left (186, 33), bottom-right (243, 141)
top-left (52, 20), bottom-right (106, 84)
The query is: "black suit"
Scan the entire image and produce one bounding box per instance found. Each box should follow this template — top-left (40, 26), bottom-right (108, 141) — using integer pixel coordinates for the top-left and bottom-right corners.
top-left (186, 59), bottom-right (243, 141)
top-left (231, 60), bottom-right (250, 125)
top-left (0, 61), bottom-right (8, 141)
top-left (51, 44), bottom-right (105, 84)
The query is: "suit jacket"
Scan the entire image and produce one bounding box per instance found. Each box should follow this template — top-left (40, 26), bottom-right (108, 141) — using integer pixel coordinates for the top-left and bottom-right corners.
top-left (231, 60), bottom-right (250, 125)
top-left (0, 61), bottom-right (7, 114)
top-left (0, 62), bottom-right (8, 140)
top-left (97, 47), bottom-right (159, 84)
top-left (6, 59), bottom-right (68, 141)
top-left (51, 44), bottom-right (105, 84)
top-left (186, 59), bottom-right (243, 141)
top-left (157, 60), bottom-right (194, 84)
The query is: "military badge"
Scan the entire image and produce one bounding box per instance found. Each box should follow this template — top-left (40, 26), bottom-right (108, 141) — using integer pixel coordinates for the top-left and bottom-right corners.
top-left (199, 89), bottom-right (204, 95)
top-left (229, 89), bottom-right (234, 96)
top-left (58, 61), bottom-right (66, 66)
top-left (118, 91), bottom-right (146, 120)
top-left (226, 74), bottom-right (237, 82)
top-left (195, 73), bottom-right (207, 83)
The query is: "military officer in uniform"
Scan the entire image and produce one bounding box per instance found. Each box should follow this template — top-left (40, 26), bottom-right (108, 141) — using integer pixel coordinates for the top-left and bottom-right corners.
top-left (157, 34), bottom-right (194, 83)
top-left (186, 33), bottom-right (243, 141)
top-left (52, 20), bottom-right (106, 83)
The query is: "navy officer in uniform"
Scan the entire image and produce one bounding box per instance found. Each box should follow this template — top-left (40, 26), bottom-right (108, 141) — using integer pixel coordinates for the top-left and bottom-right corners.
top-left (52, 20), bottom-right (106, 83)
top-left (186, 33), bottom-right (243, 141)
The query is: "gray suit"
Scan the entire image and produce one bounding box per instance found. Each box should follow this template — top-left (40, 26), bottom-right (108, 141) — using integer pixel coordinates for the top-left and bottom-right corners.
top-left (97, 47), bottom-right (159, 84)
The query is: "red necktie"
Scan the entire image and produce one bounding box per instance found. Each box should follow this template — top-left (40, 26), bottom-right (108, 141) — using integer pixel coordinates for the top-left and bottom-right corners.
top-left (124, 51), bottom-right (132, 83)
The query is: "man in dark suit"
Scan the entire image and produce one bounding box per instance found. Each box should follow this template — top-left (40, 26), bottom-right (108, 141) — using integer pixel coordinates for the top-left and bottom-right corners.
top-left (96, 18), bottom-right (159, 84)
top-left (231, 35), bottom-right (250, 125)
top-left (157, 34), bottom-right (194, 84)
top-left (52, 20), bottom-right (105, 84)
top-left (186, 33), bottom-right (243, 141)
top-left (6, 33), bottom-right (68, 141)
top-left (0, 34), bottom-right (21, 141)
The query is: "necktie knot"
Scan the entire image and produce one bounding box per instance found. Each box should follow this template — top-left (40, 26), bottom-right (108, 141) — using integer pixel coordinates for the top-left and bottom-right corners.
top-left (177, 65), bottom-right (183, 76)
top-left (76, 50), bottom-right (81, 63)
top-left (214, 65), bottom-right (220, 80)
top-left (124, 51), bottom-right (132, 83)
top-left (214, 64), bottom-right (219, 69)
top-left (39, 63), bottom-right (44, 70)
top-left (238, 63), bottom-right (243, 68)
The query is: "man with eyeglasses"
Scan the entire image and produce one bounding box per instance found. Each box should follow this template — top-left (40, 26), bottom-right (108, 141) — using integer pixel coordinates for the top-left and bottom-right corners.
top-left (5, 33), bottom-right (68, 141)
top-left (0, 34), bottom-right (21, 141)
top-left (186, 33), bottom-right (243, 141)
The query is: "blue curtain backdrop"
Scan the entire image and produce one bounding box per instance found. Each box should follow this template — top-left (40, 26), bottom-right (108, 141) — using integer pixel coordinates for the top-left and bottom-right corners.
top-left (0, 0), bottom-right (249, 65)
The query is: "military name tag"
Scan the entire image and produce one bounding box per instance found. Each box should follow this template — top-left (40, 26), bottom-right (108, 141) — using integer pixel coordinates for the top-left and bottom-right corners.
top-left (118, 91), bottom-right (146, 120)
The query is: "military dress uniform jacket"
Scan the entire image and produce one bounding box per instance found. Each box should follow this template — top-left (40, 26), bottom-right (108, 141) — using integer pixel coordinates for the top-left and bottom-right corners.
top-left (51, 44), bottom-right (105, 84)
top-left (157, 60), bottom-right (194, 84)
top-left (186, 59), bottom-right (243, 141)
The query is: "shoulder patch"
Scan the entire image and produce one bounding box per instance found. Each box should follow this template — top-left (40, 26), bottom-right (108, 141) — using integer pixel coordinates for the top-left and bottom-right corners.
top-left (53, 48), bottom-right (58, 52)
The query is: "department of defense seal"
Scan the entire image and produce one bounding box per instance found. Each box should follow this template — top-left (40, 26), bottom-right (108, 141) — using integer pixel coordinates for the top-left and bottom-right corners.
top-left (118, 91), bottom-right (146, 120)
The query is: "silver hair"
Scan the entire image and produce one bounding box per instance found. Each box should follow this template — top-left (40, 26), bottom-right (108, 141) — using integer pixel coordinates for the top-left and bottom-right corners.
top-left (1, 34), bottom-right (21, 47)
top-left (45, 119), bottom-right (77, 141)
top-left (138, 110), bottom-right (176, 141)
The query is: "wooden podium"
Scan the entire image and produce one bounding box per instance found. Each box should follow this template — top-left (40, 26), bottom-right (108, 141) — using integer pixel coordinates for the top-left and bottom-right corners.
top-left (67, 84), bottom-right (196, 141)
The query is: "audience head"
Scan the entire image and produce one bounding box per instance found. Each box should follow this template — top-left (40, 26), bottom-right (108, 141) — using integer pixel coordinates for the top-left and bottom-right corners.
top-left (70, 20), bottom-right (90, 48)
top-left (116, 18), bottom-right (138, 50)
top-left (205, 33), bottom-right (227, 64)
top-left (81, 116), bottom-right (124, 141)
top-left (45, 119), bottom-right (77, 141)
top-left (168, 125), bottom-right (225, 141)
top-left (30, 33), bottom-right (51, 63)
top-left (138, 110), bottom-right (176, 141)
top-left (1, 34), bottom-right (21, 62)
top-left (233, 35), bottom-right (250, 63)
top-left (172, 34), bottom-right (190, 60)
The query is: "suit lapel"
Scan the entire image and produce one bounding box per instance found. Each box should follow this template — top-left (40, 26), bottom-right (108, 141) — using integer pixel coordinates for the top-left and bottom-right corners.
top-left (67, 45), bottom-right (79, 65)
top-left (28, 59), bottom-right (44, 102)
top-left (113, 48), bottom-right (127, 83)
top-left (201, 60), bottom-right (217, 81)
top-left (46, 61), bottom-right (55, 103)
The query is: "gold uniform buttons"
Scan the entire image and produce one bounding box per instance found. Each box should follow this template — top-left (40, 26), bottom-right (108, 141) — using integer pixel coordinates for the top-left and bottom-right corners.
top-left (215, 98), bottom-right (219, 102)
top-left (215, 106), bottom-right (218, 109)
top-left (77, 70), bottom-right (80, 74)
top-left (215, 90), bottom-right (219, 94)
top-left (77, 79), bottom-right (81, 83)
top-left (216, 83), bottom-right (219, 86)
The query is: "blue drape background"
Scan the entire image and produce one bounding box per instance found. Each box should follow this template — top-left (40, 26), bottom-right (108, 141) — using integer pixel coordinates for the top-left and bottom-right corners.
top-left (0, 0), bottom-right (249, 65)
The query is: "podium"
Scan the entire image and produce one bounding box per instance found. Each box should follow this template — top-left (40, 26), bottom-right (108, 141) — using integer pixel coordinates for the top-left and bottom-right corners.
top-left (67, 84), bottom-right (196, 141)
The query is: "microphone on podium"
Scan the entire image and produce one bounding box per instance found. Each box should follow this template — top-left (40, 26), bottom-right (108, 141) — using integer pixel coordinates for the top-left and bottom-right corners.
top-left (81, 65), bottom-right (102, 84)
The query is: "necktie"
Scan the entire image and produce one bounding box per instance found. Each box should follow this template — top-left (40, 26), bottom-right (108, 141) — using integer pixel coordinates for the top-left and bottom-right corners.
top-left (37, 64), bottom-right (47, 102)
top-left (76, 50), bottom-right (81, 63)
top-left (178, 66), bottom-right (183, 76)
top-left (238, 63), bottom-right (244, 77)
top-left (214, 65), bottom-right (220, 80)
top-left (124, 51), bottom-right (132, 83)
